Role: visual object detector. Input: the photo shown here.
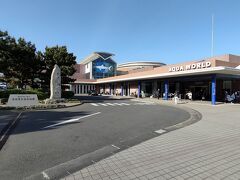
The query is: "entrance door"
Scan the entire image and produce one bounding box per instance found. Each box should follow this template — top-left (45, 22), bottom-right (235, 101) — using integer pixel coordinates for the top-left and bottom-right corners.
top-left (142, 81), bottom-right (153, 97)
top-left (190, 85), bottom-right (209, 100)
top-left (124, 83), bottom-right (128, 96)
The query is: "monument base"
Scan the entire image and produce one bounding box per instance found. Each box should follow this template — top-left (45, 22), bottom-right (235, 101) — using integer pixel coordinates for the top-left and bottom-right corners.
top-left (44, 98), bottom-right (66, 104)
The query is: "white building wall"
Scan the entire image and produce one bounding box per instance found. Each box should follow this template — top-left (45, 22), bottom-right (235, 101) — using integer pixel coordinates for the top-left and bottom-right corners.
top-left (89, 63), bottom-right (93, 79)
top-left (85, 62), bottom-right (91, 73)
top-left (85, 62), bottom-right (93, 79)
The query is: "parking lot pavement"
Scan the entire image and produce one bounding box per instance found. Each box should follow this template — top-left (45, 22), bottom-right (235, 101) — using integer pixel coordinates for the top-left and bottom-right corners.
top-left (63, 100), bottom-right (240, 180)
top-left (0, 111), bottom-right (19, 134)
top-left (0, 110), bottom-right (21, 150)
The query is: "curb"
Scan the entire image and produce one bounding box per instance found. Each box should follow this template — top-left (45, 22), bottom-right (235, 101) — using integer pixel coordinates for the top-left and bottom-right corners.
top-left (0, 102), bottom-right (83, 111)
top-left (25, 145), bottom-right (119, 180)
top-left (33, 102), bottom-right (83, 111)
top-left (0, 112), bottom-right (22, 150)
top-left (163, 105), bottom-right (202, 132)
top-left (131, 98), bottom-right (202, 132)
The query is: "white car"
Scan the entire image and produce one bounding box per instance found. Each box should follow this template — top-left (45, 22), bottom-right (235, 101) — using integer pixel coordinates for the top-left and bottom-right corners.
top-left (0, 82), bottom-right (7, 91)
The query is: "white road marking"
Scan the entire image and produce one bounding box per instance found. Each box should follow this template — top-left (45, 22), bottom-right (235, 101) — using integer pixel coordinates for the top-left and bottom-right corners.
top-left (120, 103), bottom-right (130, 105)
top-left (114, 103), bottom-right (124, 106)
top-left (155, 129), bottom-right (166, 134)
top-left (43, 112), bottom-right (101, 129)
top-left (91, 102), bottom-right (131, 106)
top-left (106, 103), bottom-right (116, 106)
top-left (134, 103), bottom-right (144, 105)
top-left (98, 103), bottom-right (108, 106)
top-left (112, 144), bottom-right (120, 149)
top-left (134, 102), bottom-right (156, 105)
top-left (42, 171), bottom-right (50, 179)
top-left (0, 112), bottom-right (22, 142)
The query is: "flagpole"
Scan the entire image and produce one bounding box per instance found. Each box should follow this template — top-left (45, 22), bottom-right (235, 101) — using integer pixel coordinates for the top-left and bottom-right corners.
top-left (211, 14), bottom-right (214, 57)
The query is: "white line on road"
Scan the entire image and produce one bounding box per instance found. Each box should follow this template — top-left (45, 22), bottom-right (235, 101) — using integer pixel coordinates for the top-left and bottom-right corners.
top-left (91, 103), bottom-right (99, 106)
top-left (120, 103), bottom-right (130, 106)
top-left (113, 103), bottom-right (124, 106)
top-left (0, 112), bottom-right (22, 142)
top-left (98, 103), bottom-right (108, 106)
top-left (112, 144), bottom-right (120, 149)
top-left (106, 103), bottom-right (116, 106)
top-left (43, 112), bottom-right (101, 129)
top-left (155, 129), bottom-right (166, 134)
top-left (41, 171), bottom-right (50, 179)
top-left (134, 103), bottom-right (145, 105)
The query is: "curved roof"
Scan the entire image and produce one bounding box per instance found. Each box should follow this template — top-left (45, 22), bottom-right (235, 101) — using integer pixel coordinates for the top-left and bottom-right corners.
top-left (118, 61), bottom-right (166, 68)
top-left (80, 52), bottom-right (115, 65)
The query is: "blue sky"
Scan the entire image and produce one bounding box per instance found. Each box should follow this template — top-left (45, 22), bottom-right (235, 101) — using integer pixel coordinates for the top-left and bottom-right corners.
top-left (1, 0), bottom-right (240, 64)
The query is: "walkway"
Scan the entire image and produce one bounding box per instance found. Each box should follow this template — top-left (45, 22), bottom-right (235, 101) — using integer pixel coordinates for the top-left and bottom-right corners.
top-left (62, 99), bottom-right (240, 180)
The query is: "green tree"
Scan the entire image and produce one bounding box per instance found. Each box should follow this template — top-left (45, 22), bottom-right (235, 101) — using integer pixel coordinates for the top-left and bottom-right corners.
top-left (0, 30), bottom-right (44, 88)
top-left (0, 31), bottom-right (17, 81)
top-left (42, 46), bottom-right (76, 90)
top-left (14, 38), bottom-right (40, 88)
top-left (1, 31), bottom-right (77, 90)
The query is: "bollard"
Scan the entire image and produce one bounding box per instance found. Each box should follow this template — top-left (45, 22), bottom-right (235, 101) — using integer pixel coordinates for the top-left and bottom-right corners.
top-left (174, 97), bottom-right (178, 105)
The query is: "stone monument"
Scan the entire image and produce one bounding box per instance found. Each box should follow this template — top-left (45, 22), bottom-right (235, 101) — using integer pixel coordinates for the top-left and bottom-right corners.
top-left (50, 64), bottom-right (61, 99)
top-left (45, 64), bottom-right (64, 104)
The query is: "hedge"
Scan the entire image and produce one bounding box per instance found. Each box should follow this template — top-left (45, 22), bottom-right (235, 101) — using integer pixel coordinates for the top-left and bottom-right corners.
top-left (0, 89), bottom-right (75, 100)
top-left (62, 91), bottom-right (74, 99)
top-left (0, 89), bottom-right (48, 100)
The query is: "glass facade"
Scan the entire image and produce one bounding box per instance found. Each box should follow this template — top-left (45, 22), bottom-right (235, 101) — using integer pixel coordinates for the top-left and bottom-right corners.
top-left (92, 58), bottom-right (116, 79)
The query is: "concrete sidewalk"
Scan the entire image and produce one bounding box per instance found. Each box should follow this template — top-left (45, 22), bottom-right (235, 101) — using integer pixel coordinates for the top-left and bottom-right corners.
top-left (62, 99), bottom-right (240, 180)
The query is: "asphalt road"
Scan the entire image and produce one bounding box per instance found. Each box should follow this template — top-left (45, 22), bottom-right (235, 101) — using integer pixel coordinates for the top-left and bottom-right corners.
top-left (0, 110), bottom-right (19, 133)
top-left (0, 97), bottom-right (190, 180)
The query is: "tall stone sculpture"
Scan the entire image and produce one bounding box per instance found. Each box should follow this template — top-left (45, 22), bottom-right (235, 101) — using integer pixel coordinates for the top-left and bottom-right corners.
top-left (50, 64), bottom-right (61, 99)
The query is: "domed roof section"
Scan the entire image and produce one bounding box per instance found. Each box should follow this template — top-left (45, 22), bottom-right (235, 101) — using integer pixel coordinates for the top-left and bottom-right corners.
top-left (118, 61), bottom-right (166, 68)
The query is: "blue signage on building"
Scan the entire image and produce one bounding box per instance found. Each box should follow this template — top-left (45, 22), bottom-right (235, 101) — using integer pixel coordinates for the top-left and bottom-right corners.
top-left (92, 58), bottom-right (116, 79)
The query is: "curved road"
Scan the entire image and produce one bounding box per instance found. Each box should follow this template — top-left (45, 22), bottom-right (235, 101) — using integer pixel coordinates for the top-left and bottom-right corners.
top-left (0, 97), bottom-right (190, 179)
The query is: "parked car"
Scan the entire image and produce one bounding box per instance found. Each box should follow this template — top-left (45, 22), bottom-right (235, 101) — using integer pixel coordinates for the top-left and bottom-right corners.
top-left (88, 90), bottom-right (98, 96)
top-left (0, 82), bottom-right (7, 91)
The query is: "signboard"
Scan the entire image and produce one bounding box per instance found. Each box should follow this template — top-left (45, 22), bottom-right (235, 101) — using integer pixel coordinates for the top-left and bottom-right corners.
top-left (7, 94), bottom-right (39, 107)
top-left (169, 61), bottom-right (211, 72)
top-left (94, 62), bottom-right (113, 73)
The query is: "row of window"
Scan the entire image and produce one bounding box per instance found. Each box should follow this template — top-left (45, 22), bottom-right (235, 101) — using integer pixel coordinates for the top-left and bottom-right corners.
top-left (74, 84), bottom-right (95, 94)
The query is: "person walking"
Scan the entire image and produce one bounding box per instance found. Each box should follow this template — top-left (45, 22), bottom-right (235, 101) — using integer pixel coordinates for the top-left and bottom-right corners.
top-left (157, 89), bottom-right (161, 100)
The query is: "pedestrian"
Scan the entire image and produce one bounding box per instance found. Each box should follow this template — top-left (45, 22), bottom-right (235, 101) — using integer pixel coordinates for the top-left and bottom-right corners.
top-left (157, 89), bottom-right (160, 99)
top-left (224, 90), bottom-right (228, 103)
top-left (186, 91), bottom-right (192, 100)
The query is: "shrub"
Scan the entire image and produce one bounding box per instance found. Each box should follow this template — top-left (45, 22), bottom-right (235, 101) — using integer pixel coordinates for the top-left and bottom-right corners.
top-left (28, 89), bottom-right (48, 100)
top-left (0, 98), bottom-right (8, 104)
top-left (62, 91), bottom-right (74, 99)
top-left (0, 89), bottom-right (48, 100)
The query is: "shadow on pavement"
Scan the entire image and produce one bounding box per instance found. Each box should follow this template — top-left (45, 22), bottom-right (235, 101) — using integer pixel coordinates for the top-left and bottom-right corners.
top-left (10, 110), bottom-right (92, 135)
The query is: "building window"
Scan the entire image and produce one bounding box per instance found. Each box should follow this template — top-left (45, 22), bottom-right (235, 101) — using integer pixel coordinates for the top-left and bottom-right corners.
top-left (223, 80), bottom-right (232, 90)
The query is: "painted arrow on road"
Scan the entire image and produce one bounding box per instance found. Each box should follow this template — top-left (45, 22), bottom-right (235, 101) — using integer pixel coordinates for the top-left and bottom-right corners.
top-left (43, 112), bottom-right (101, 129)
